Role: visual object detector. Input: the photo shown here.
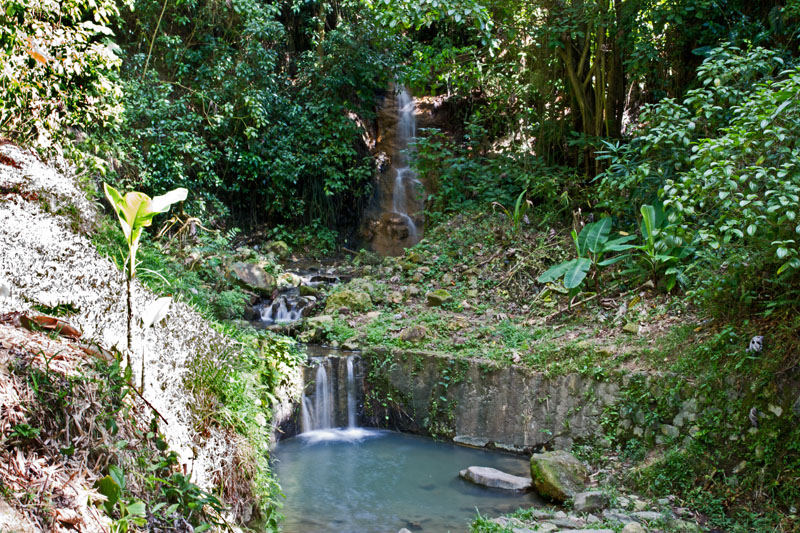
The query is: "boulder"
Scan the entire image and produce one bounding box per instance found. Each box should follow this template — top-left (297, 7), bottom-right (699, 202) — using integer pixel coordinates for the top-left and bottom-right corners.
top-left (325, 290), bottom-right (372, 312)
top-left (306, 314), bottom-right (334, 326)
top-left (398, 325), bottom-right (427, 343)
top-left (263, 240), bottom-right (290, 257)
top-left (459, 466), bottom-right (532, 491)
top-left (529, 450), bottom-right (588, 502)
top-left (426, 289), bottom-right (453, 307)
top-left (573, 491), bottom-right (610, 513)
top-left (299, 284), bottom-right (320, 297)
top-left (458, 466), bottom-right (531, 492)
top-left (227, 262), bottom-right (275, 294)
top-left (277, 272), bottom-right (302, 290)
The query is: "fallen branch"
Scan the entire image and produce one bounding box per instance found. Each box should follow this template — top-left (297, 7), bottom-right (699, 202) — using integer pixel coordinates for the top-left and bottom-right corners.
top-left (536, 280), bottom-right (651, 324)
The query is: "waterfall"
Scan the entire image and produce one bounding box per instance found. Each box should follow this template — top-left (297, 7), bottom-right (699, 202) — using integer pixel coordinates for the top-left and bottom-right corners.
top-left (299, 356), bottom-right (376, 441)
top-left (346, 356), bottom-right (356, 428)
top-left (390, 88), bottom-right (422, 244)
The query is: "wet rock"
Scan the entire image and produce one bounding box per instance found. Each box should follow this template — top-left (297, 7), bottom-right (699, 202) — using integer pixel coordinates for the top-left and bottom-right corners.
top-left (325, 290), bottom-right (372, 312)
top-left (573, 490), bottom-right (609, 513)
top-left (453, 435), bottom-right (489, 447)
top-left (299, 285), bottom-right (320, 297)
top-left (426, 289), bottom-right (453, 307)
top-left (459, 466), bottom-right (532, 492)
top-left (529, 450), bottom-right (588, 502)
top-left (227, 262), bottom-right (275, 294)
top-left (342, 341), bottom-right (359, 351)
top-left (277, 272), bottom-right (302, 290)
top-left (243, 305), bottom-right (259, 321)
top-left (398, 325), bottom-right (427, 342)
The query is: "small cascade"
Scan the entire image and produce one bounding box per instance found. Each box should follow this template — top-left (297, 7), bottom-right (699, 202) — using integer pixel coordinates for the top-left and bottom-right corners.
top-left (260, 297), bottom-right (303, 324)
top-left (251, 268), bottom-right (344, 328)
top-left (299, 355), bottom-right (377, 442)
top-left (346, 356), bottom-right (356, 428)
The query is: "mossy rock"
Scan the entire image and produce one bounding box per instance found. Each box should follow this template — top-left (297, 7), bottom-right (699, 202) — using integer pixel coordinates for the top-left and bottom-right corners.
top-left (325, 290), bottom-right (372, 312)
top-left (529, 450), bottom-right (588, 503)
top-left (426, 289), bottom-right (452, 307)
top-left (299, 284), bottom-right (320, 297)
top-left (264, 240), bottom-right (290, 257)
top-left (406, 250), bottom-right (425, 264)
top-left (226, 262), bottom-right (275, 294)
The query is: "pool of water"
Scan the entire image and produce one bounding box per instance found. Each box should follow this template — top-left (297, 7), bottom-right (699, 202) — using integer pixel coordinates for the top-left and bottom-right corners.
top-left (273, 429), bottom-right (542, 532)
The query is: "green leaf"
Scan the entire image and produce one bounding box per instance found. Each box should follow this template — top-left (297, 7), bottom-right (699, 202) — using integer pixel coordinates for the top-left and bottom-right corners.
top-left (777, 257), bottom-right (800, 274)
top-left (580, 217), bottom-right (613, 254)
top-left (125, 501), bottom-right (146, 518)
top-left (641, 204), bottom-right (657, 248)
top-left (597, 254), bottom-right (630, 266)
top-left (109, 464), bottom-right (125, 491)
top-left (563, 258), bottom-right (592, 289)
top-left (537, 261), bottom-right (573, 284)
top-left (96, 476), bottom-right (121, 514)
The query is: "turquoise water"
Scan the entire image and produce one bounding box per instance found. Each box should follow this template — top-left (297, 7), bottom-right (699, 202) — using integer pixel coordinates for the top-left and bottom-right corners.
top-left (273, 429), bottom-right (542, 532)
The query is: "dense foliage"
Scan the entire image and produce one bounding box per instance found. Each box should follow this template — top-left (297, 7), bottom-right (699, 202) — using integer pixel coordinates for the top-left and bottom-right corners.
top-left (0, 0), bottom-right (122, 157)
top-left (99, 0), bottom-right (404, 232)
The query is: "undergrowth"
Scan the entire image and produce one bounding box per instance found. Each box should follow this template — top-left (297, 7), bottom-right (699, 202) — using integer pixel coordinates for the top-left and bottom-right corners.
top-left (92, 216), bottom-right (304, 530)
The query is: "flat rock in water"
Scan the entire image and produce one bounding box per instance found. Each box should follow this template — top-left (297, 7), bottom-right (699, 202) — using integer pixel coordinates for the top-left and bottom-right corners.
top-left (459, 466), bottom-right (532, 491)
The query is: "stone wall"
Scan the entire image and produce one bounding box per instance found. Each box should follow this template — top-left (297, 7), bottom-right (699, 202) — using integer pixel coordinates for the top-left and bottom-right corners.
top-left (362, 347), bottom-right (622, 452)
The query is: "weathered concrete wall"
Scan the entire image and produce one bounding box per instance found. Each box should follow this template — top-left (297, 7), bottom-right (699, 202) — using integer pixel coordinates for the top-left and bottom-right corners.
top-left (362, 347), bottom-right (621, 452)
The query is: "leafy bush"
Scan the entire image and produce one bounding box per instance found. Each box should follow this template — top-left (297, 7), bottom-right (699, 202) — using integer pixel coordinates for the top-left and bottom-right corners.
top-left (0, 0), bottom-right (122, 152)
top-left (597, 45), bottom-right (800, 308)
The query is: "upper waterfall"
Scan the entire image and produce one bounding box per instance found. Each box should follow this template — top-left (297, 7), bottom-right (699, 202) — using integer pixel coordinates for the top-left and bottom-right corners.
top-left (361, 86), bottom-right (425, 256)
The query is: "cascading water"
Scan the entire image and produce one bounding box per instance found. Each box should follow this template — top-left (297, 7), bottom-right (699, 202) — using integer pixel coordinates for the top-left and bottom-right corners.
top-left (346, 355), bottom-right (356, 428)
top-left (300, 355), bottom-right (374, 442)
top-left (363, 87), bottom-right (425, 256)
top-left (390, 89), bottom-right (422, 244)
